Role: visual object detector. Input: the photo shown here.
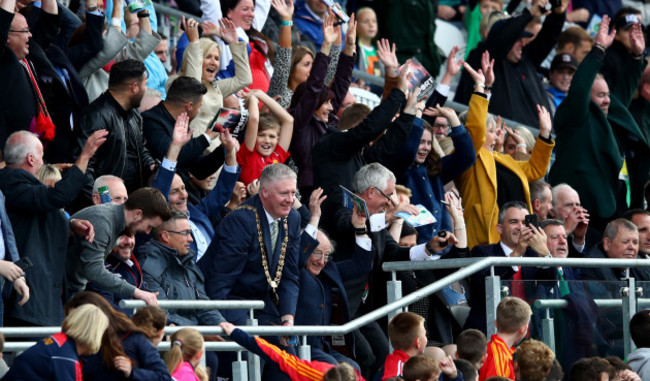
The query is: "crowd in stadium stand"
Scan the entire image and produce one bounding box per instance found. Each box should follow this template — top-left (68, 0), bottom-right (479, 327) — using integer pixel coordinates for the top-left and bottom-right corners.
top-left (2, 0), bottom-right (650, 379)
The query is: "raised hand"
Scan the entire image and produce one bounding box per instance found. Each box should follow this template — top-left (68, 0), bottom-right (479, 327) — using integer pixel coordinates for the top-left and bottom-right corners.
top-left (397, 59), bottom-right (412, 94)
top-left (182, 16), bottom-right (200, 43)
top-left (271, 0), bottom-right (294, 21)
top-left (309, 187), bottom-right (327, 220)
top-left (402, 88), bottom-right (421, 116)
top-left (172, 112), bottom-right (192, 147)
top-left (220, 18), bottom-right (239, 45)
top-left (481, 50), bottom-right (495, 87)
top-left (630, 22), bottom-right (645, 56)
top-left (322, 10), bottom-right (339, 46)
top-left (81, 129), bottom-right (109, 159)
top-left (462, 61), bottom-right (485, 87)
top-left (526, 225), bottom-right (549, 256)
top-left (344, 13), bottom-right (357, 55)
top-left (377, 38), bottom-right (399, 76)
top-left (201, 20), bottom-right (221, 37)
top-left (442, 46), bottom-right (463, 84)
top-left (430, 104), bottom-right (461, 127)
top-left (595, 15), bottom-right (616, 49)
top-left (536, 104), bottom-right (552, 138)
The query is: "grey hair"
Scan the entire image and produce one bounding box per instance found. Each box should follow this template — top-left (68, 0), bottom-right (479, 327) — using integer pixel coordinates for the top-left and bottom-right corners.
top-left (497, 200), bottom-right (528, 224)
top-left (93, 175), bottom-right (125, 195)
top-left (352, 163), bottom-right (396, 194)
top-left (550, 183), bottom-right (576, 207)
top-left (152, 210), bottom-right (188, 240)
top-left (540, 219), bottom-right (564, 229)
top-left (603, 218), bottom-right (638, 241)
top-left (4, 131), bottom-right (39, 165)
top-left (530, 180), bottom-right (551, 203)
top-left (259, 163), bottom-right (297, 189)
top-left (457, 111), bottom-right (496, 129)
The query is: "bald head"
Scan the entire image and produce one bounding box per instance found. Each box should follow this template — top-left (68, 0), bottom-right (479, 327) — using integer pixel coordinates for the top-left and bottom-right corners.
top-left (4, 131), bottom-right (43, 176)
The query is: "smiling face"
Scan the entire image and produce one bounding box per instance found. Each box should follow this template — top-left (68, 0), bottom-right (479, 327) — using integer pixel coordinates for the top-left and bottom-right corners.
top-left (7, 13), bottom-right (31, 60)
top-left (306, 231), bottom-right (332, 276)
top-left (256, 127), bottom-right (280, 157)
top-left (432, 117), bottom-right (449, 139)
top-left (496, 206), bottom-right (527, 249)
top-left (484, 121), bottom-right (498, 152)
top-left (202, 47), bottom-right (220, 83)
top-left (314, 99), bottom-right (333, 121)
top-left (415, 129), bottom-right (433, 164)
top-left (544, 224), bottom-right (568, 258)
top-left (549, 67), bottom-right (575, 93)
top-left (591, 78), bottom-right (611, 115)
top-left (260, 177), bottom-right (297, 220)
top-left (169, 174), bottom-right (188, 212)
top-left (112, 235), bottom-right (136, 261)
top-left (362, 181), bottom-right (396, 216)
top-left (604, 227), bottom-right (639, 259)
top-left (290, 53), bottom-right (313, 87)
top-left (632, 214), bottom-right (650, 254)
top-left (227, 0), bottom-right (255, 30)
top-left (165, 218), bottom-right (193, 256)
top-left (506, 38), bottom-right (525, 63)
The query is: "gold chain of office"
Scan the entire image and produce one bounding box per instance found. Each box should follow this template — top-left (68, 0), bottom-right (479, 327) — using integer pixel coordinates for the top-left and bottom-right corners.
top-left (238, 205), bottom-right (288, 292)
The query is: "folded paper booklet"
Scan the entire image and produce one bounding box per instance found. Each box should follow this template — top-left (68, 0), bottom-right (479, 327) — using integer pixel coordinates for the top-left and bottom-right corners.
top-left (400, 57), bottom-right (436, 101)
top-left (396, 204), bottom-right (437, 227)
top-left (340, 185), bottom-right (369, 218)
top-left (209, 107), bottom-right (249, 139)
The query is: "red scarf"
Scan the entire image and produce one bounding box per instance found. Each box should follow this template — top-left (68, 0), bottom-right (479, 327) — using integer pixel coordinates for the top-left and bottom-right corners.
top-left (20, 58), bottom-right (55, 142)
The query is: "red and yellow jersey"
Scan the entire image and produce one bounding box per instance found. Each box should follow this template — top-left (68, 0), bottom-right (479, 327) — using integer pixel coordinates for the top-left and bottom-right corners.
top-left (479, 334), bottom-right (515, 381)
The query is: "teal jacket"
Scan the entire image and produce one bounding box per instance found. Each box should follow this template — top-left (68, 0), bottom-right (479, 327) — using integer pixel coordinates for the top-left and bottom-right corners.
top-left (549, 47), bottom-right (647, 220)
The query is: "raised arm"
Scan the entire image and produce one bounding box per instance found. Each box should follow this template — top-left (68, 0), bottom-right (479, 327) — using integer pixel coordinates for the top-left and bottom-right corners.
top-left (253, 90), bottom-right (294, 151)
top-left (215, 18), bottom-right (253, 96)
top-left (242, 94), bottom-right (260, 152)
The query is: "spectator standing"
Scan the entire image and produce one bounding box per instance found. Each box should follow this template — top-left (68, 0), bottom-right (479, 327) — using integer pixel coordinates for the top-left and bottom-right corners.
top-left (0, 130), bottom-right (104, 327)
top-left (546, 53), bottom-right (578, 116)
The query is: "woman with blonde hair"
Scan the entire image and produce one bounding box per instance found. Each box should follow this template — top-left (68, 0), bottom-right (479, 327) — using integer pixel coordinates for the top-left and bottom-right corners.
top-left (165, 328), bottom-right (209, 381)
top-left (3, 304), bottom-right (109, 380)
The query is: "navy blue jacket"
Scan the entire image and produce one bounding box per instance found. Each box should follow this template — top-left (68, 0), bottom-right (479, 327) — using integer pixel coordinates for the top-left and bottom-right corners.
top-left (199, 195), bottom-right (301, 324)
top-left (81, 331), bottom-right (170, 381)
top-left (152, 161), bottom-right (240, 259)
top-left (3, 333), bottom-right (81, 381)
top-left (295, 232), bottom-right (372, 352)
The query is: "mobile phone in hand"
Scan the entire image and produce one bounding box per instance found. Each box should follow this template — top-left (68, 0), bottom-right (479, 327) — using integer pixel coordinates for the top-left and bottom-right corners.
top-left (524, 214), bottom-right (539, 229)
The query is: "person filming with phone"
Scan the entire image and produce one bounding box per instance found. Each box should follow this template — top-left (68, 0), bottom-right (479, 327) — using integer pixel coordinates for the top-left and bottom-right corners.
top-left (464, 201), bottom-right (549, 334)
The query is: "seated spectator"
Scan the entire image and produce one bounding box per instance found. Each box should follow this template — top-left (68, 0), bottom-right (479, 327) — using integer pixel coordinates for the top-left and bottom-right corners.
top-left (76, 0), bottom-right (161, 102)
top-left (290, 12), bottom-right (355, 198)
top-left (530, 180), bottom-right (552, 222)
top-left (85, 234), bottom-right (146, 316)
top-left (623, 209), bottom-right (650, 259)
top-left (66, 291), bottom-right (171, 381)
top-left (169, 17), bottom-right (251, 153)
top-left (479, 297), bottom-right (531, 381)
top-left (294, 191), bottom-right (370, 369)
top-left (65, 187), bottom-right (170, 305)
top-left (219, 322), bottom-right (364, 380)
top-left (76, 59), bottom-right (157, 196)
top-left (513, 340), bottom-right (555, 381)
top-left (131, 306), bottom-right (167, 347)
top-left (484, 0), bottom-right (567, 127)
top-left (220, 180), bottom-right (247, 221)
top-left (0, 129), bottom-right (104, 327)
top-left (150, 116), bottom-right (240, 262)
top-left (569, 357), bottom-right (613, 381)
top-left (548, 183), bottom-right (598, 255)
top-left (166, 328), bottom-right (209, 381)
top-left (546, 53), bottom-right (578, 117)
top-left (628, 310), bottom-right (650, 379)
top-left (454, 359), bottom-right (478, 381)
top-left (455, 329), bottom-right (488, 371)
top-left (2, 304), bottom-right (109, 381)
top-left (548, 16), bottom-right (648, 231)
top-left (140, 211), bottom-right (226, 326)
top-left (238, 90), bottom-right (294, 186)
top-left (92, 175), bottom-right (129, 205)
top-left (456, 56), bottom-right (553, 249)
top-left (143, 76), bottom-right (226, 185)
top-left (465, 201), bottom-right (549, 333)
top-left (402, 355), bottom-right (457, 381)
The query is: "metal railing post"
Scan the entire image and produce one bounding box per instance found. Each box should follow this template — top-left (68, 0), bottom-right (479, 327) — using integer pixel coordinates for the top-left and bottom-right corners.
top-left (386, 273), bottom-right (403, 324)
top-left (541, 308), bottom-right (555, 353)
top-left (485, 273), bottom-right (501, 337)
top-left (232, 351), bottom-right (248, 381)
top-left (622, 276), bottom-right (637, 357)
top-left (298, 336), bottom-right (311, 361)
top-left (246, 316), bottom-right (262, 381)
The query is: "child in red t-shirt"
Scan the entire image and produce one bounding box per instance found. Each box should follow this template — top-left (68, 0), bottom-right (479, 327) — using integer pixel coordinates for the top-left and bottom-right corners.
top-left (237, 89), bottom-right (294, 186)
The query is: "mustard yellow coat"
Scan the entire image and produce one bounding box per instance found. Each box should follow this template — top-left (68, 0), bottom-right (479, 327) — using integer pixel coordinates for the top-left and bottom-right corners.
top-left (455, 94), bottom-right (554, 249)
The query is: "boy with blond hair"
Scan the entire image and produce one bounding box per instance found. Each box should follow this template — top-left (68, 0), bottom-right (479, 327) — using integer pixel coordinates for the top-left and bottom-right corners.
top-left (479, 297), bottom-right (532, 381)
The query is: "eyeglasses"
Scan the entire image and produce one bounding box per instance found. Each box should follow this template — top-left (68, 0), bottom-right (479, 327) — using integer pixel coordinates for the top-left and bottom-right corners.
top-left (433, 123), bottom-right (450, 130)
top-left (311, 250), bottom-right (332, 261)
top-left (9, 28), bottom-right (30, 34)
top-left (166, 230), bottom-right (192, 236)
top-left (373, 187), bottom-right (395, 207)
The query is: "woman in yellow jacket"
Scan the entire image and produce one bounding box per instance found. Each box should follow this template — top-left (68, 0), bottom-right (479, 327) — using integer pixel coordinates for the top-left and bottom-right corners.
top-left (455, 52), bottom-right (554, 249)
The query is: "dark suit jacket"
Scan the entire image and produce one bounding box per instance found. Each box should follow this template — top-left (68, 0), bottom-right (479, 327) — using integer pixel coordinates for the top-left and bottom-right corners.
top-left (580, 244), bottom-right (650, 299)
top-left (295, 231), bottom-right (372, 353)
top-left (465, 242), bottom-right (538, 333)
top-left (200, 195), bottom-right (301, 324)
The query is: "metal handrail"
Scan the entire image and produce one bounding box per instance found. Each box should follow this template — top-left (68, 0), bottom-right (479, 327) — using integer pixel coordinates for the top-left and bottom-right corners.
top-left (534, 298), bottom-right (650, 310)
top-left (118, 300), bottom-right (265, 310)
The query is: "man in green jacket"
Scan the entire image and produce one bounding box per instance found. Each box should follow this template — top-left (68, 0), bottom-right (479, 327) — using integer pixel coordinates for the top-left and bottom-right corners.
top-left (549, 15), bottom-right (649, 231)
